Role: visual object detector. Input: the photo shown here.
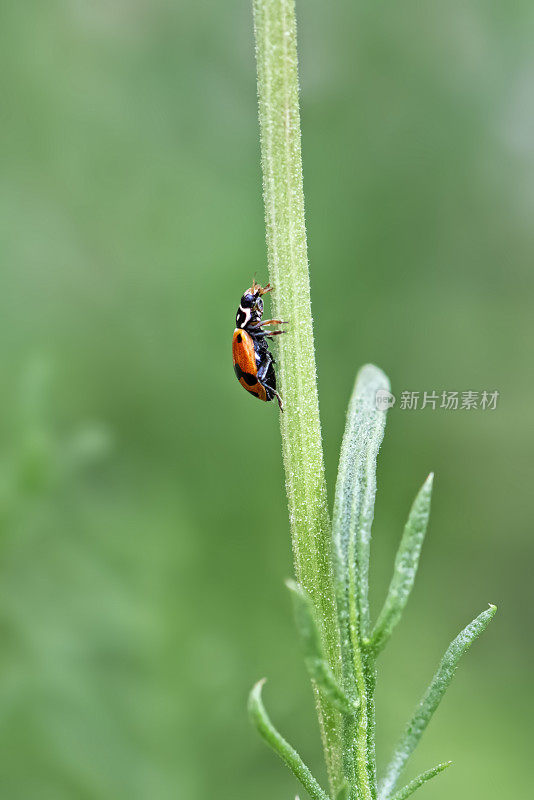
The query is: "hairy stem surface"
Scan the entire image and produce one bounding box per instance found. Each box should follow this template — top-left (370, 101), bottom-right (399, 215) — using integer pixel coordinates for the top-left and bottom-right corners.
top-left (253, 0), bottom-right (342, 790)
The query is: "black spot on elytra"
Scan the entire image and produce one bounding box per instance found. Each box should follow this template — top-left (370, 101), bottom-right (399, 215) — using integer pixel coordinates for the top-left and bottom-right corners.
top-left (236, 333), bottom-right (242, 343)
top-left (234, 363), bottom-right (258, 386)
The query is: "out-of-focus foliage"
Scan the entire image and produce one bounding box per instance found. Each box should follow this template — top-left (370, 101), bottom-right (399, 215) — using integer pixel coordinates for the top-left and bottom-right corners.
top-left (0, 1), bottom-right (531, 798)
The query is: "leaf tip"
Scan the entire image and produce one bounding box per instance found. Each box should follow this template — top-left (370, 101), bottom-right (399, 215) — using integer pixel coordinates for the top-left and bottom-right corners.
top-left (357, 362), bottom-right (391, 392)
top-left (249, 678), bottom-right (267, 710)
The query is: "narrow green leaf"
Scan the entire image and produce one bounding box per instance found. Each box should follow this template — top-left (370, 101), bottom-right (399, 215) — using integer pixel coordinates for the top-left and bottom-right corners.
top-left (248, 680), bottom-right (331, 800)
top-left (371, 474), bottom-right (434, 655)
top-left (287, 580), bottom-right (358, 715)
top-left (389, 762), bottom-right (451, 800)
top-left (332, 363), bottom-right (390, 642)
top-left (332, 364), bottom-right (390, 800)
top-left (379, 605), bottom-right (497, 800)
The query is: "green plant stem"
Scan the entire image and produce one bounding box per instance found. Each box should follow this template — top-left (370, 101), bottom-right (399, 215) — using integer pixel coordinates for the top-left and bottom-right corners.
top-left (253, 0), bottom-right (343, 792)
top-left (352, 649), bottom-right (376, 800)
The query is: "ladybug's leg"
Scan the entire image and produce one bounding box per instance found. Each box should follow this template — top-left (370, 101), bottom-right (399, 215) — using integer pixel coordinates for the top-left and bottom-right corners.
top-left (261, 380), bottom-right (283, 410)
top-left (264, 385), bottom-right (284, 411)
top-left (256, 351), bottom-right (273, 382)
top-left (248, 320), bottom-right (288, 330)
top-left (249, 327), bottom-right (286, 339)
top-left (257, 354), bottom-right (284, 411)
top-left (273, 389), bottom-right (284, 411)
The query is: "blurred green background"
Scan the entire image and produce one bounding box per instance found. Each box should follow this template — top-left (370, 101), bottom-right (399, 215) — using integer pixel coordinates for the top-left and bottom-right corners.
top-left (1, 1), bottom-right (532, 798)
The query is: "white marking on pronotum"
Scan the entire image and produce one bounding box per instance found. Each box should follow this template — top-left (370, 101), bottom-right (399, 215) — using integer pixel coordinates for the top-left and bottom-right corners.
top-left (238, 305), bottom-right (252, 327)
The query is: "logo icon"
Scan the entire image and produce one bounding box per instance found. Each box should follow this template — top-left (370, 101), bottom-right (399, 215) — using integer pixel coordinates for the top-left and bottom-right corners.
top-left (375, 389), bottom-right (396, 411)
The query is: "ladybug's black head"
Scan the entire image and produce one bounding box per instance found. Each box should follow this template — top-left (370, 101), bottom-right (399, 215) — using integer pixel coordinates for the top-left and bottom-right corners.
top-left (235, 281), bottom-right (271, 329)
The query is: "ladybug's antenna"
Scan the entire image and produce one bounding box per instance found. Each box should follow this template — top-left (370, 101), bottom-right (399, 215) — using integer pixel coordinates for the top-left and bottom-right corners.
top-left (251, 278), bottom-right (272, 296)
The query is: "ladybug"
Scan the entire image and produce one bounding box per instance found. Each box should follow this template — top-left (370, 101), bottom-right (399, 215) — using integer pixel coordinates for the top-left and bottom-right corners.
top-left (232, 280), bottom-right (287, 410)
